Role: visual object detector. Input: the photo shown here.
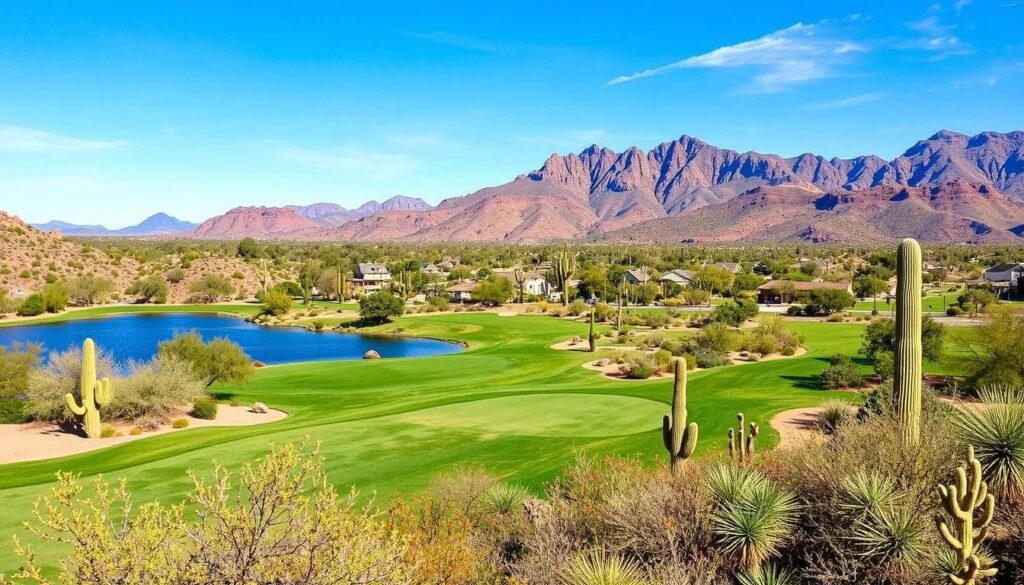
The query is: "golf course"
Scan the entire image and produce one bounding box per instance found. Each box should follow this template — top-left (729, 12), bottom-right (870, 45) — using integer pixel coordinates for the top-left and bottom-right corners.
top-left (0, 306), bottom-right (955, 573)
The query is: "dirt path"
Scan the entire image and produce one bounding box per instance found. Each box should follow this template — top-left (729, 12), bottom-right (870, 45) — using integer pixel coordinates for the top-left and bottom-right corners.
top-left (0, 405), bottom-right (287, 465)
top-left (770, 407), bottom-right (826, 448)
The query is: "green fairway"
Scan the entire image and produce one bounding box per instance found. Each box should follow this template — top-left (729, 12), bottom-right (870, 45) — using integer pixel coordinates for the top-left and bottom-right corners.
top-left (0, 309), bottom-right (907, 574)
top-left (0, 303), bottom-right (260, 328)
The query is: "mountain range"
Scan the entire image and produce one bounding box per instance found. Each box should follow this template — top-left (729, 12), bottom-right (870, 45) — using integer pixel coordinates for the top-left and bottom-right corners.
top-left (29, 129), bottom-right (1024, 243)
top-left (33, 213), bottom-right (199, 236)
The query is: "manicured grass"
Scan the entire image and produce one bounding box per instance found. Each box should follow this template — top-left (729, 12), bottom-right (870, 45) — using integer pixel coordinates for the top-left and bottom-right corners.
top-left (853, 293), bottom-right (960, 314)
top-left (0, 310), bottom-right (927, 575)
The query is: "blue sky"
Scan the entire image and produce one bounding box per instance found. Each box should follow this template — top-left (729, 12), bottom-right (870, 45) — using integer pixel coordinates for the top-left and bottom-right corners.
top-left (1, 1), bottom-right (1022, 227)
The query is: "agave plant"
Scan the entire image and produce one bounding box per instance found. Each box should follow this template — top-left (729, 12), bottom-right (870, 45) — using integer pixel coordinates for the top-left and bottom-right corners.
top-left (839, 470), bottom-right (901, 519)
top-left (708, 467), bottom-right (800, 570)
top-left (560, 549), bottom-right (648, 585)
top-left (953, 385), bottom-right (1024, 496)
top-left (736, 564), bottom-right (800, 585)
top-left (482, 482), bottom-right (533, 515)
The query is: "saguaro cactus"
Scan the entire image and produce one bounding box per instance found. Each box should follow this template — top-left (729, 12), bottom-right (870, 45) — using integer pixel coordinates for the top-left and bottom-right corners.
top-left (728, 413), bottom-right (759, 464)
top-left (663, 360), bottom-right (698, 472)
top-left (514, 268), bottom-right (526, 304)
top-left (936, 446), bottom-right (997, 585)
top-left (894, 238), bottom-right (923, 445)
top-left (616, 279), bottom-right (624, 334)
top-left (553, 249), bottom-right (576, 306)
top-left (65, 338), bottom-right (112, 439)
top-left (588, 309), bottom-right (597, 352)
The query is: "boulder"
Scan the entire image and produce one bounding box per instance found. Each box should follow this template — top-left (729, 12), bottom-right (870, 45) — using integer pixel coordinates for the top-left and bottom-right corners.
top-left (363, 350), bottom-right (381, 360)
top-left (596, 357), bottom-right (612, 367)
top-left (251, 402), bottom-right (269, 414)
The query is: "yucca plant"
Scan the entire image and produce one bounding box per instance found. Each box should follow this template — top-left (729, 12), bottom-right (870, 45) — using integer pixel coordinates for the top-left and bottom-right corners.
top-left (560, 549), bottom-right (648, 585)
top-left (849, 506), bottom-right (928, 565)
top-left (839, 470), bottom-right (901, 519)
top-left (708, 466), bottom-right (799, 570)
top-left (953, 385), bottom-right (1024, 496)
top-left (483, 482), bottom-right (533, 515)
top-left (737, 563), bottom-right (800, 585)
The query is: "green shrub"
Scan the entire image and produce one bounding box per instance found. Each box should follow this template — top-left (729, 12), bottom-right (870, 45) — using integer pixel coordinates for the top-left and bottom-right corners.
top-left (312, 320), bottom-right (325, 331)
top-left (568, 299), bottom-right (588, 316)
top-left (643, 311), bottom-right (672, 329)
top-left (172, 418), bottom-right (190, 429)
top-left (786, 305), bottom-right (804, 316)
top-left (624, 352), bottom-right (657, 379)
top-left (946, 306), bottom-right (962, 316)
top-left (192, 397), bottom-right (219, 420)
top-left (694, 349), bottom-right (729, 369)
top-left (0, 398), bottom-right (28, 423)
top-left (359, 291), bottom-right (405, 324)
top-left (780, 346), bottom-right (796, 357)
top-left (16, 294), bottom-right (46, 317)
top-left (819, 354), bottom-right (864, 389)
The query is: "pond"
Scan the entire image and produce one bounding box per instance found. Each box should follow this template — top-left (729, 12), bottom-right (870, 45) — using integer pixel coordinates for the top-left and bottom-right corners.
top-left (0, 313), bottom-right (463, 364)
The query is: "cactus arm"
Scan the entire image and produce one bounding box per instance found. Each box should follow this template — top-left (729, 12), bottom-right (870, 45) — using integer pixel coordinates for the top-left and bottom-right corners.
top-left (65, 393), bottom-right (87, 416)
top-left (682, 422), bottom-right (698, 458)
top-left (662, 415), bottom-right (672, 451)
top-left (95, 378), bottom-right (112, 406)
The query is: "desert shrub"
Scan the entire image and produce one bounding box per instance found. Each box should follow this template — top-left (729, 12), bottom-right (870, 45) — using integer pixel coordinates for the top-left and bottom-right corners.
top-left (0, 342), bottom-right (40, 399)
top-left (874, 351), bottom-right (895, 381)
top-left (172, 417), bottom-right (189, 428)
top-left (744, 333), bottom-right (778, 356)
top-left (694, 348), bottom-right (730, 369)
top-left (780, 346), bottom-right (795, 357)
top-left (100, 425), bottom-right (118, 438)
top-left (568, 298), bottom-right (588, 316)
top-left (682, 353), bottom-right (697, 371)
top-left (682, 287), bottom-right (711, 306)
top-left (786, 305), bottom-right (804, 316)
top-left (16, 294), bottom-right (46, 316)
top-left (819, 354), bottom-right (864, 389)
top-left (129, 427), bottom-right (143, 436)
top-left (711, 299), bottom-right (759, 327)
top-left (945, 306), bottom-right (962, 317)
top-left (110, 356), bottom-right (207, 421)
top-left (642, 311), bottom-right (672, 329)
top-left (24, 344), bottom-right (117, 422)
top-left (0, 398), bottom-right (27, 423)
top-left (157, 332), bottom-right (254, 389)
top-left (260, 289), bottom-right (292, 316)
top-left (188, 273), bottom-right (236, 303)
top-left (694, 323), bottom-right (739, 353)
top-left (560, 550), bottom-right (646, 585)
top-left (818, 399), bottom-right (853, 434)
top-left (191, 397), bottom-right (219, 420)
top-left (636, 332), bottom-right (667, 349)
top-left (659, 338), bottom-right (686, 357)
top-left (653, 348), bottom-right (673, 372)
top-left (862, 317), bottom-right (945, 362)
top-left (624, 352), bottom-right (658, 379)
top-left (165, 267), bottom-right (185, 283)
top-left (804, 289), bottom-right (855, 315)
top-left (426, 295), bottom-right (450, 311)
top-left (126, 275), bottom-right (168, 304)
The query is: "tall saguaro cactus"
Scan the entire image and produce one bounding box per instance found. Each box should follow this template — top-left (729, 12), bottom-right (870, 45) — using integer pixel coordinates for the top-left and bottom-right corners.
top-left (588, 309), bottom-right (597, 352)
top-left (616, 278), bottom-right (624, 334)
top-left (936, 446), bottom-right (997, 585)
top-left (553, 249), bottom-right (576, 307)
top-left (894, 238), bottom-right (923, 445)
top-left (65, 338), bottom-right (112, 439)
top-left (663, 360), bottom-right (698, 472)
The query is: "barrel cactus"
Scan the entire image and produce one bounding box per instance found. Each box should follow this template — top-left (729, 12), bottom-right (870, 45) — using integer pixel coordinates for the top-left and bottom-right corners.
top-left (65, 338), bottom-right (113, 439)
top-left (663, 359), bottom-right (698, 472)
top-left (894, 238), bottom-right (923, 445)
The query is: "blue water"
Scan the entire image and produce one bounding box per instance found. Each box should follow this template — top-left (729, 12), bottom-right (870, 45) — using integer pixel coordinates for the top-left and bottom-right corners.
top-left (0, 313), bottom-right (462, 364)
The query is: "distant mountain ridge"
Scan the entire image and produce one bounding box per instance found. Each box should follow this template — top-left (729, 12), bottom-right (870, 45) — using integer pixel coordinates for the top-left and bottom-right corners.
top-left (30, 129), bottom-right (1024, 243)
top-left (33, 213), bottom-right (199, 236)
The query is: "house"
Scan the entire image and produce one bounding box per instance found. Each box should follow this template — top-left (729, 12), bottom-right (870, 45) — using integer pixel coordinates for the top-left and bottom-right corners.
top-left (420, 263), bottom-right (445, 275)
top-left (713, 262), bottom-right (742, 274)
top-left (757, 280), bottom-right (852, 304)
top-left (494, 270), bottom-right (549, 298)
top-left (660, 269), bottom-right (695, 287)
top-left (983, 263), bottom-right (1024, 298)
top-left (352, 263), bottom-right (391, 292)
top-left (623, 269), bottom-right (649, 285)
top-left (445, 281), bottom-right (479, 302)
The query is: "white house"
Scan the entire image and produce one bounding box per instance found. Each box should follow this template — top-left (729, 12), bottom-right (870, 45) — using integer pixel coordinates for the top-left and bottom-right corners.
top-left (495, 270), bottom-right (549, 298)
top-left (660, 269), bottom-right (695, 287)
top-left (353, 263), bottom-right (391, 292)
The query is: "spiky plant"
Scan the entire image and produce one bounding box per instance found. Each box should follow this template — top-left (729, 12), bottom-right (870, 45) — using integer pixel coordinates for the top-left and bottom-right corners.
top-left (817, 399), bottom-right (853, 435)
top-left (705, 464), bottom-right (768, 505)
top-left (708, 467), bottom-right (799, 570)
top-left (560, 549), bottom-right (648, 585)
top-left (952, 386), bottom-right (1024, 497)
top-left (737, 564), bottom-right (800, 585)
top-left (839, 470), bottom-right (901, 519)
top-left (850, 506), bottom-right (929, 565)
top-left (483, 483), bottom-right (532, 515)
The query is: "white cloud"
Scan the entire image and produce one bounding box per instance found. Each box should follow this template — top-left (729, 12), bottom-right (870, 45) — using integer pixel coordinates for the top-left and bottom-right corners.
top-left (902, 12), bottom-right (973, 58)
top-left (607, 22), bottom-right (867, 92)
top-left (805, 91), bottom-right (886, 110)
top-left (0, 125), bottom-right (128, 153)
top-left (270, 143), bottom-right (415, 180)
